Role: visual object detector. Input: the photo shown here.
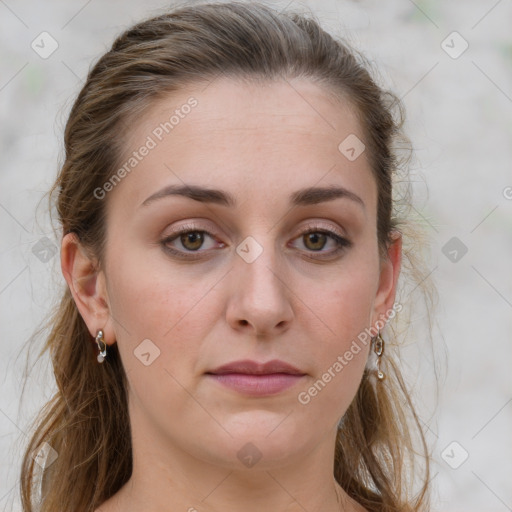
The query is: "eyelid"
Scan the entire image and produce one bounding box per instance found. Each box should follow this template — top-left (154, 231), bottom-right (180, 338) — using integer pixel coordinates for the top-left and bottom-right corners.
top-left (297, 220), bottom-right (347, 240)
top-left (162, 221), bottom-right (347, 242)
top-left (162, 220), bottom-right (219, 237)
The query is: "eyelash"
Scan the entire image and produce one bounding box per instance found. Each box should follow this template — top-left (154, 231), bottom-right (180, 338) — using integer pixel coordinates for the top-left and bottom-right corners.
top-left (160, 223), bottom-right (352, 260)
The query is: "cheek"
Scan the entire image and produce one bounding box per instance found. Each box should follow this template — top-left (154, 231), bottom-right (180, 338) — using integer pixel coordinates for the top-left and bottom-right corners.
top-left (293, 260), bottom-right (377, 406)
top-left (105, 245), bottom-right (223, 374)
top-left (104, 249), bottom-right (222, 426)
top-left (295, 298), bottom-right (372, 417)
top-left (304, 255), bottom-right (379, 342)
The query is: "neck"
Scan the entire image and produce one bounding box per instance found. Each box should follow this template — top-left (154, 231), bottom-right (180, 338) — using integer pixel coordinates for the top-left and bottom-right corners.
top-left (105, 420), bottom-right (364, 512)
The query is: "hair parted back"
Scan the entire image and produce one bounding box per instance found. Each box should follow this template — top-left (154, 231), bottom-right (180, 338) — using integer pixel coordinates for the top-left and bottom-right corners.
top-left (20, 2), bottom-right (436, 511)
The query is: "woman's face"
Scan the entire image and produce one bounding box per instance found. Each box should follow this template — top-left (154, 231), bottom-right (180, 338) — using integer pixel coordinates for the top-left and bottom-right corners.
top-left (92, 78), bottom-right (400, 471)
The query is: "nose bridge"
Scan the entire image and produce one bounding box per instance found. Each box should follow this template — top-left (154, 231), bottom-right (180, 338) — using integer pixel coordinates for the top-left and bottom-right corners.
top-left (235, 232), bottom-right (283, 301)
top-left (227, 231), bottom-right (293, 333)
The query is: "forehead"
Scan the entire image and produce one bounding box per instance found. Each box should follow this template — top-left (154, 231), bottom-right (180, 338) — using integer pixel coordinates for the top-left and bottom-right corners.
top-left (108, 77), bottom-right (375, 216)
top-left (135, 77), bottom-right (362, 142)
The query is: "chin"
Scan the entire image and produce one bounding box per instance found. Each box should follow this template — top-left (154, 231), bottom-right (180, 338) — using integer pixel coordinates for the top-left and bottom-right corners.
top-left (198, 421), bottom-right (310, 469)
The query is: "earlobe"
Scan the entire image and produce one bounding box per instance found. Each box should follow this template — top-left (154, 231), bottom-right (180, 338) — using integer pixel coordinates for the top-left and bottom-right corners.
top-left (372, 231), bottom-right (403, 326)
top-left (60, 233), bottom-right (115, 345)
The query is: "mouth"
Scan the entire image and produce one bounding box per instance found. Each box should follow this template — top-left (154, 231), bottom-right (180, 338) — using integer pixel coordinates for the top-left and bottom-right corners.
top-left (205, 359), bottom-right (306, 396)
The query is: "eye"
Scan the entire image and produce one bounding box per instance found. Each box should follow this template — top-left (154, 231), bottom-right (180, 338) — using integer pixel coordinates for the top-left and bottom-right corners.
top-left (291, 226), bottom-right (352, 258)
top-left (161, 224), bottom-right (222, 258)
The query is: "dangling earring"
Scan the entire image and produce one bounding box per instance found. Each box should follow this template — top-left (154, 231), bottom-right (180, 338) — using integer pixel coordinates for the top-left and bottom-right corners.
top-left (372, 330), bottom-right (385, 380)
top-left (95, 329), bottom-right (107, 363)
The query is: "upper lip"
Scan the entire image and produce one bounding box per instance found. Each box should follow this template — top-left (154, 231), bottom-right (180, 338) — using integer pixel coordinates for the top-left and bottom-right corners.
top-left (207, 359), bottom-right (305, 375)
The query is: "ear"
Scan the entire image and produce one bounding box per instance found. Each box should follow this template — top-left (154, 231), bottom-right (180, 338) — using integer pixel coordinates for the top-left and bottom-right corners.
top-left (60, 232), bottom-right (116, 346)
top-left (371, 230), bottom-right (402, 327)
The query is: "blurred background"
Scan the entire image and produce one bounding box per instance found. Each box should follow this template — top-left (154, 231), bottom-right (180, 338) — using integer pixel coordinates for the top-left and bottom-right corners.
top-left (1, 0), bottom-right (511, 511)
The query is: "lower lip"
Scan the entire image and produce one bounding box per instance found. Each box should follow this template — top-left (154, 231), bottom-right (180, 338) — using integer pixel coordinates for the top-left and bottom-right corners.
top-left (206, 373), bottom-right (305, 396)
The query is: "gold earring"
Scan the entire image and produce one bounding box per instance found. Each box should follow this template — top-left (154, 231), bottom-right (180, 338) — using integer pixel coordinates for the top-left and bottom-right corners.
top-left (372, 331), bottom-right (385, 380)
top-left (95, 330), bottom-right (107, 363)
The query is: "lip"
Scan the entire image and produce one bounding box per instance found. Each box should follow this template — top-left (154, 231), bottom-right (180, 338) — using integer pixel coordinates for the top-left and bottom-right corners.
top-left (207, 373), bottom-right (304, 396)
top-left (205, 359), bottom-right (306, 397)
top-left (207, 359), bottom-right (305, 376)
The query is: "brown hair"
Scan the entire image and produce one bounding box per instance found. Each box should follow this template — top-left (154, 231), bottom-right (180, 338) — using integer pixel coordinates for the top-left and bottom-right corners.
top-left (20, 2), bottom-right (436, 511)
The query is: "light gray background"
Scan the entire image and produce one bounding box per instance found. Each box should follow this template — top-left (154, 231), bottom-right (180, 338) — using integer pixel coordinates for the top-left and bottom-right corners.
top-left (1, 1), bottom-right (511, 511)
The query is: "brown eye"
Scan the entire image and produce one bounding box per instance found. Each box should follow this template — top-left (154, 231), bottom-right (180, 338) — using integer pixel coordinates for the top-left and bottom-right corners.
top-left (161, 227), bottom-right (219, 257)
top-left (291, 227), bottom-right (352, 259)
top-left (180, 231), bottom-right (204, 251)
top-left (303, 232), bottom-right (327, 251)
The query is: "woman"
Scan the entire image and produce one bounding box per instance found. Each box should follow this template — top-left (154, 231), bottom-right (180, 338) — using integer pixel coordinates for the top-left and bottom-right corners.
top-left (20, 2), bottom-right (435, 511)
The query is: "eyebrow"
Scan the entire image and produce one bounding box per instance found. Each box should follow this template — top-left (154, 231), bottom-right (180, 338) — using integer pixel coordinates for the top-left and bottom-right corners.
top-left (141, 184), bottom-right (365, 210)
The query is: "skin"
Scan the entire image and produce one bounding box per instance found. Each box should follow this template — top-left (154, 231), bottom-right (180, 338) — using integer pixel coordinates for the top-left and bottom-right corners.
top-left (62, 77), bottom-right (401, 512)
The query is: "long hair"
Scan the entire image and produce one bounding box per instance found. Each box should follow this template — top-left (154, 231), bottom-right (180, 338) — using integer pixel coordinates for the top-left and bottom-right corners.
top-left (20, 3), bottom-right (437, 511)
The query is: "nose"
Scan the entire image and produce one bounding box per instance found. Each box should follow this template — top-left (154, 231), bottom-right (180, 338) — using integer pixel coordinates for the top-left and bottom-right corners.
top-left (225, 238), bottom-right (294, 337)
